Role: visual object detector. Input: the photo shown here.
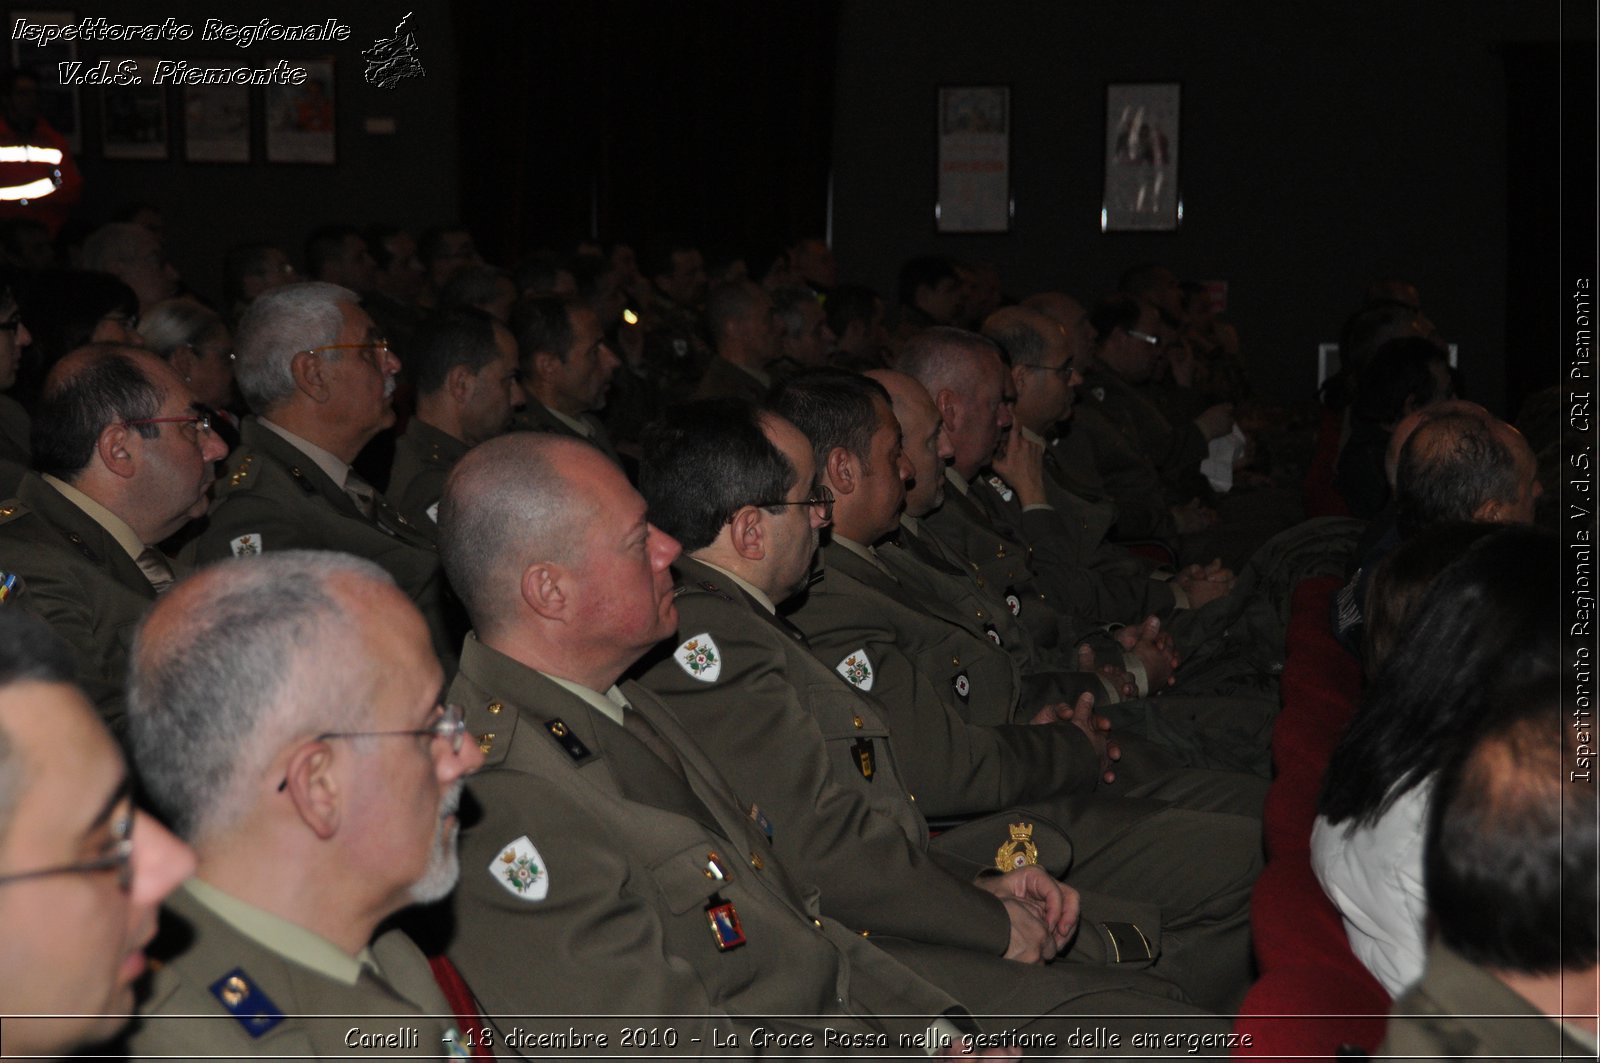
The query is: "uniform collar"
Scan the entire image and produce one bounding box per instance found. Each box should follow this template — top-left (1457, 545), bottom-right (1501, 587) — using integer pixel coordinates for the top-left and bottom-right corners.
top-left (39, 473), bottom-right (146, 562)
top-left (943, 464), bottom-right (970, 496)
top-left (182, 878), bottom-right (378, 987)
top-left (831, 532), bottom-right (894, 579)
top-left (689, 556), bottom-right (776, 614)
top-left (543, 405), bottom-right (594, 439)
top-left (257, 417), bottom-right (350, 487)
top-left (541, 672), bottom-right (630, 727)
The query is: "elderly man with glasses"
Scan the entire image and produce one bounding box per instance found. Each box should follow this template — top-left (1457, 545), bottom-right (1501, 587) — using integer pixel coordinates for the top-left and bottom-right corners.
top-left (191, 281), bottom-right (462, 668)
top-left (0, 343), bottom-right (227, 727)
top-left (0, 608), bottom-right (194, 1060)
top-left (112, 551), bottom-right (484, 1060)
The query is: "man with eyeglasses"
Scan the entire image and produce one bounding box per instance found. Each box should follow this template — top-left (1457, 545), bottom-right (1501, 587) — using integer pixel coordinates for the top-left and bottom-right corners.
top-left (0, 343), bottom-right (226, 727)
top-left (192, 282), bottom-right (462, 668)
top-left (631, 398), bottom-right (1228, 1030)
top-left (0, 608), bottom-right (195, 1059)
top-left (113, 551), bottom-right (484, 1059)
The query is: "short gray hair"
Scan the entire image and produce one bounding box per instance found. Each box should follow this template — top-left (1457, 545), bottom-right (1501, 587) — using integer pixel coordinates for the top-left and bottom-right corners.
top-left (894, 326), bottom-right (1002, 396)
top-left (232, 281), bottom-right (356, 414)
top-left (438, 433), bottom-right (591, 639)
top-left (139, 298), bottom-right (226, 361)
top-left (127, 550), bottom-right (394, 844)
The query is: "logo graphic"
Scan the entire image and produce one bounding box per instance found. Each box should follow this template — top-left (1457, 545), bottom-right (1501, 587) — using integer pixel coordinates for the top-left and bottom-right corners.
top-left (836, 650), bottom-right (873, 691)
top-left (363, 11), bottom-right (425, 89)
top-left (489, 835), bottom-right (549, 901)
top-left (675, 634), bottom-right (722, 682)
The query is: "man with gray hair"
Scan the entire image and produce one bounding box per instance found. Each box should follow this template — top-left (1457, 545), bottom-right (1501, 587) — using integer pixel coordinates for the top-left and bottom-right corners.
top-left (0, 343), bottom-right (227, 725)
top-left (437, 432), bottom-right (994, 1051)
top-left (191, 282), bottom-right (460, 665)
top-left (116, 550), bottom-right (484, 1059)
top-left (0, 609), bottom-right (194, 1060)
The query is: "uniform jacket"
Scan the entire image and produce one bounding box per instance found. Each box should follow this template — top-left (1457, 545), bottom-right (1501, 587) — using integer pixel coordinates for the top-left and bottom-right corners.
top-left (1378, 941), bottom-right (1593, 1062)
top-left (510, 400), bottom-right (622, 466)
top-left (633, 557), bottom-right (1019, 950)
top-left (191, 418), bottom-right (459, 666)
top-left (123, 886), bottom-right (461, 1061)
top-left (1057, 406), bottom-right (1180, 543)
top-left (1079, 363), bottom-right (1208, 490)
top-left (783, 549), bottom-right (1099, 819)
top-left (0, 472), bottom-right (158, 726)
top-left (690, 356), bottom-right (769, 405)
top-left (445, 634), bottom-right (969, 1054)
top-left (387, 418), bottom-right (470, 530)
top-left (0, 393), bottom-right (27, 496)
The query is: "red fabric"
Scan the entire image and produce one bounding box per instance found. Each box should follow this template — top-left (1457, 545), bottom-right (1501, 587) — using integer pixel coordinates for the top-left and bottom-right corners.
top-left (1302, 409), bottom-right (1351, 518)
top-left (1233, 577), bottom-right (1389, 1060)
top-left (428, 954), bottom-right (496, 1059)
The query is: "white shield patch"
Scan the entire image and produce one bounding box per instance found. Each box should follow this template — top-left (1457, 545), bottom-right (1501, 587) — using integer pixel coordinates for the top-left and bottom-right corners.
top-left (489, 835), bottom-right (549, 901)
top-left (674, 633), bottom-right (722, 682)
top-left (229, 533), bottom-right (262, 557)
top-left (836, 649), bottom-right (874, 691)
top-left (426, 501), bottom-right (440, 524)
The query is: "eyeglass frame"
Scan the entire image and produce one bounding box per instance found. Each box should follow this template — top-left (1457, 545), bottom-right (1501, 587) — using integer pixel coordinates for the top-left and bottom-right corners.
top-left (276, 703), bottom-right (469, 792)
top-left (0, 313), bottom-right (25, 333)
top-left (1125, 329), bottom-right (1161, 347)
top-left (1014, 361), bottom-right (1079, 380)
top-left (737, 482), bottom-right (835, 525)
top-left (0, 785), bottom-right (134, 892)
top-left (301, 341), bottom-right (394, 364)
top-left (119, 413), bottom-right (215, 438)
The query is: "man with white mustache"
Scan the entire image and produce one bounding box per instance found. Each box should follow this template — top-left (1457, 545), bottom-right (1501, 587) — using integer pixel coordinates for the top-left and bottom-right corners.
top-left (114, 550), bottom-right (484, 1059)
top-left (191, 282), bottom-right (462, 668)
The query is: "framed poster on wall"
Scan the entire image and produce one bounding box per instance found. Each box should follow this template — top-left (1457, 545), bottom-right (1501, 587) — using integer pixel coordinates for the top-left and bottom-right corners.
top-left (936, 85), bottom-right (1011, 233)
top-left (100, 58), bottom-right (167, 161)
top-left (266, 58), bottom-right (336, 164)
top-left (183, 78), bottom-right (249, 163)
top-left (10, 9), bottom-right (82, 153)
top-left (1102, 82), bottom-right (1181, 232)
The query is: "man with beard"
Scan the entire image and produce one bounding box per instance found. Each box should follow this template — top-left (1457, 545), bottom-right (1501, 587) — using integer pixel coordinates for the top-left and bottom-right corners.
top-left (114, 551), bottom-right (484, 1059)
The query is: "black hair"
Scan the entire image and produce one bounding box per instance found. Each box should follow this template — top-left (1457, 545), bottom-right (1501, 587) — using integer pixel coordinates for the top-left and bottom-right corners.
top-left (31, 346), bottom-right (162, 479)
top-left (1319, 525), bottom-right (1560, 827)
top-left (896, 255), bottom-right (956, 309)
top-left (769, 368), bottom-right (890, 476)
top-left (638, 399), bottom-right (796, 552)
top-left (1395, 411), bottom-right (1524, 537)
top-left (1086, 292), bottom-right (1145, 345)
top-left (1427, 677), bottom-right (1596, 972)
top-left (303, 225), bottom-right (365, 281)
top-left (511, 295), bottom-right (576, 364)
top-left (409, 309), bottom-right (502, 396)
top-left (9, 270), bottom-right (140, 409)
top-left (1352, 336), bottom-right (1450, 427)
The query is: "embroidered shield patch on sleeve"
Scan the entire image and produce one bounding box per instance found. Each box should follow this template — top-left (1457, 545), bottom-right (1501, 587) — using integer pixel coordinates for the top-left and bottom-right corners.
top-left (229, 533), bottom-right (262, 557)
top-left (489, 835), bottom-right (549, 901)
top-left (674, 633), bottom-right (722, 682)
top-left (836, 650), bottom-right (873, 691)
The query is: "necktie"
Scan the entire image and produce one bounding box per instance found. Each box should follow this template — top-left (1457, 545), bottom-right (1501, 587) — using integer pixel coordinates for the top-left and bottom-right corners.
top-left (344, 470), bottom-right (377, 520)
top-left (135, 547), bottom-right (177, 595)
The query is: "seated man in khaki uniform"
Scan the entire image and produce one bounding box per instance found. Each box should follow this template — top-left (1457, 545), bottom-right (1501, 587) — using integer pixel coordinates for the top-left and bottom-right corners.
top-left (116, 551), bottom-right (484, 1059)
top-left (510, 295), bottom-right (622, 464)
top-left (438, 433), bottom-right (1004, 1054)
top-left (0, 609), bottom-right (194, 1060)
top-left (388, 308), bottom-right (524, 529)
top-left (0, 344), bottom-right (228, 726)
top-left (631, 397), bottom-right (1232, 1025)
top-left (190, 282), bottom-right (459, 667)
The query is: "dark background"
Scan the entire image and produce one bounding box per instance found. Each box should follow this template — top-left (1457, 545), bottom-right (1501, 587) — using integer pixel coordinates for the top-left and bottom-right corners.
top-left (17, 0), bottom-right (1597, 416)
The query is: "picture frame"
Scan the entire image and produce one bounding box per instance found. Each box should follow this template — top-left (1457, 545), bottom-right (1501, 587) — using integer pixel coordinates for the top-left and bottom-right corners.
top-left (9, 9), bottom-right (82, 153)
top-left (99, 58), bottom-right (168, 161)
top-left (1102, 82), bottom-right (1181, 232)
top-left (936, 85), bottom-right (1011, 233)
top-left (183, 78), bottom-right (250, 164)
top-left (265, 57), bottom-right (336, 165)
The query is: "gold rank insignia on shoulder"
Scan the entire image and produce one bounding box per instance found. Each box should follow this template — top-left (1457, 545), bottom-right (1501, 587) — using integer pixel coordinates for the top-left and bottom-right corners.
top-left (994, 822), bottom-right (1039, 871)
top-left (544, 718), bottom-right (591, 761)
top-left (207, 967), bottom-right (284, 1038)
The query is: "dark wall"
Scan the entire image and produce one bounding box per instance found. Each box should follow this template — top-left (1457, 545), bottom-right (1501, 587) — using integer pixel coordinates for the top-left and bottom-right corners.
top-left (831, 1), bottom-right (1572, 413)
top-left (11, 1), bottom-right (459, 306)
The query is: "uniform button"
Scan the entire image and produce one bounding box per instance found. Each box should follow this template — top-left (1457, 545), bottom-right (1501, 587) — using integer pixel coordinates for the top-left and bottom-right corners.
top-left (749, 853), bottom-right (764, 870)
top-left (813, 919), bottom-right (824, 928)
top-left (975, 610), bottom-right (986, 619)
top-left (908, 793), bottom-right (917, 802)
top-left (486, 701), bottom-right (503, 715)
top-left (975, 577), bottom-right (985, 587)
top-left (859, 929), bottom-right (870, 937)
top-left (852, 714), bottom-right (863, 729)
top-left (952, 656), bottom-right (960, 666)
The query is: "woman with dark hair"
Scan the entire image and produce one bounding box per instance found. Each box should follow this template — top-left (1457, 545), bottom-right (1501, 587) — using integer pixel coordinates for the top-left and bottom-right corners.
top-left (1310, 524), bottom-right (1560, 997)
top-left (8, 268), bottom-right (140, 409)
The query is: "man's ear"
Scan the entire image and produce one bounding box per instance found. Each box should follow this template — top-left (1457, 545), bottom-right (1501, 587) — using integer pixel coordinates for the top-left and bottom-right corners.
top-left (282, 742), bottom-right (340, 840)
top-left (169, 345), bottom-right (199, 383)
top-left (934, 388), bottom-right (960, 430)
top-left (445, 362), bottom-right (475, 405)
top-left (825, 445), bottom-right (857, 496)
top-left (289, 349), bottom-right (330, 403)
top-left (727, 505), bottom-right (766, 561)
top-left (520, 560), bottom-right (568, 620)
top-left (530, 351), bottom-right (565, 387)
top-left (95, 422), bottom-right (137, 480)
